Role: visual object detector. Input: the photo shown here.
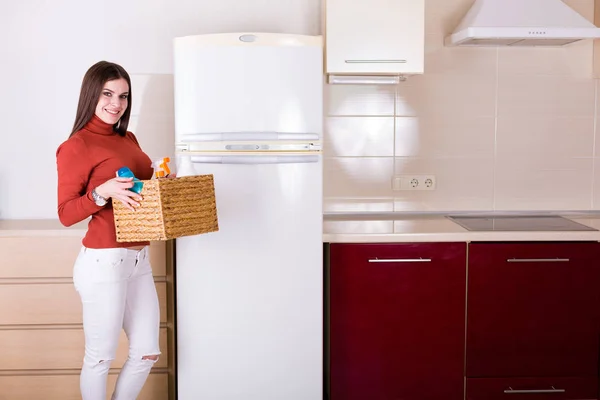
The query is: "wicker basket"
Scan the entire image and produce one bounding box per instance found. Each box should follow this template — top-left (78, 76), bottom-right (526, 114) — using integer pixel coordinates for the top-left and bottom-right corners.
top-left (112, 175), bottom-right (219, 242)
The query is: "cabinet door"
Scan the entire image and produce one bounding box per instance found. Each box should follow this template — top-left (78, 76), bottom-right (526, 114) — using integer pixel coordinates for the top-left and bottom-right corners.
top-left (467, 242), bottom-right (600, 378)
top-left (329, 242), bottom-right (466, 400)
top-left (325, 0), bottom-right (424, 74)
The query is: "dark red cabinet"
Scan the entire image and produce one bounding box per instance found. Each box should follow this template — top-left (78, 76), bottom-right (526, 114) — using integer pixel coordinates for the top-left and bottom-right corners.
top-left (466, 242), bottom-right (600, 378)
top-left (329, 242), bottom-right (467, 400)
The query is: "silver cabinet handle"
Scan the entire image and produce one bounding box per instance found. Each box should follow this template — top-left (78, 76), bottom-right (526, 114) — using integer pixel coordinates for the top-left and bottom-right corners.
top-left (369, 258), bottom-right (431, 263)
top-left (345, 59), bottom-right (407, 63)
top-left (507, 258), bottom-right (570, 263)
top-left (504, 386), bottom-right (565, 394)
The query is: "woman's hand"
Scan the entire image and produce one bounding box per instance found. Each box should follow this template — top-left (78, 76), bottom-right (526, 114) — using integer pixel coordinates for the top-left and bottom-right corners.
top-left (95, 177), bottom-right (142, 211)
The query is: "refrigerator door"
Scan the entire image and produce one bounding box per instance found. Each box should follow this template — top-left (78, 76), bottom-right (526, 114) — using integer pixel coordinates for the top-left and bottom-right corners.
top-left (173, 33), bottom-right (323, 142)
top-left (175, 156), bottom-right (323, 400)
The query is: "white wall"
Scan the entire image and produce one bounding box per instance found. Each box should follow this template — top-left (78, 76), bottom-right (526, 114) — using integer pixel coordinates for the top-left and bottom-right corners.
top-left (0, 0), bottom-right (321, 219)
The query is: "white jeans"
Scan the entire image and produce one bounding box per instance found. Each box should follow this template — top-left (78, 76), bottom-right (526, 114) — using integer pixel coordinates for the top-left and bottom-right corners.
top-left (73, 246), bottom-right (161, 400)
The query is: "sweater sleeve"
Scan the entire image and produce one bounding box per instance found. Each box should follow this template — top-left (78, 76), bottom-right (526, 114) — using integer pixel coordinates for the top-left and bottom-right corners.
top-left (56, 136), bottom-right (103, 227)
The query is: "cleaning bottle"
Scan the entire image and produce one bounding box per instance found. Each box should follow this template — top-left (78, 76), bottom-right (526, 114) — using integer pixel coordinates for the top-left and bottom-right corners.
top-left (117, 166), bottom-right (144, 194)
top-left (176, 155), bottom-right (196, 177)
top-left (152, 157), bottom-right (172, 179)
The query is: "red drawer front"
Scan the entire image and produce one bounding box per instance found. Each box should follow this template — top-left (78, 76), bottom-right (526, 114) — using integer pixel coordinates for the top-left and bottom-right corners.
top-left (467, 242), bottom-right (600, 377)
top-left (467, 377), bottom-right (598, 400)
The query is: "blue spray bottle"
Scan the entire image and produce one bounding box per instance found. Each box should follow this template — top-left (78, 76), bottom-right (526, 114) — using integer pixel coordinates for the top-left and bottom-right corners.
top-left (117, 166), bottom-right (144, 194)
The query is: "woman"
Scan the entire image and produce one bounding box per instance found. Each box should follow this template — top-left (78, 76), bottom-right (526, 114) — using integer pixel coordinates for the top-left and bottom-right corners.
top-left (56, 60), bottom-right (160, 400)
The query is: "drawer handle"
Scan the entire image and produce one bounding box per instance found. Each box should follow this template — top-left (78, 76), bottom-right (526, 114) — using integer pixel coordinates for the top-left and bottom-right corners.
top-left (507, 258), bottom-right (570, 263)
top-left (504, 386), bottom-right (565, 394)
top-left (369, 258), bottom-right (431, 263)
top-left (345, 59), bottom-right (407, 64)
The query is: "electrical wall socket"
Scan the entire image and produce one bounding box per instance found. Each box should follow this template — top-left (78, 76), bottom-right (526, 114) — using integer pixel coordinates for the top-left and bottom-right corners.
top-left (392, 175), bottom-right (436, 191)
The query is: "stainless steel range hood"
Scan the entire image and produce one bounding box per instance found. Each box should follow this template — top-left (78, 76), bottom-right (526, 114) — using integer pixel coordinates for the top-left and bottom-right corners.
top-left (445, 0), bottom-right (600, 47)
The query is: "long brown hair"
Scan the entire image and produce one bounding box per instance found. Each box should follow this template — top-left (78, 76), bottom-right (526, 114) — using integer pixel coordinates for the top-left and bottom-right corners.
top-left (69, 61), bottom-right (132, 137)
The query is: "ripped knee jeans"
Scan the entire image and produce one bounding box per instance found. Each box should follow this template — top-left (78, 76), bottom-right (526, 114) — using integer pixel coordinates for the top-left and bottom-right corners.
top-left (73, 246), bottom-right (161, 400)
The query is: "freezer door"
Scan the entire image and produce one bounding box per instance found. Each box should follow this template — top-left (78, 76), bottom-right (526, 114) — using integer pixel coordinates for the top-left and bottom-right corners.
top-left (173, 33), bottom-right (323, 140)
top-left (175, 157), bottom-right (323, 399)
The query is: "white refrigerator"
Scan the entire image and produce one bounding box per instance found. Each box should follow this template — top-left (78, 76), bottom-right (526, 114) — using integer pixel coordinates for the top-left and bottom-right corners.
top-left (172, 33), bottom-right (323, 400)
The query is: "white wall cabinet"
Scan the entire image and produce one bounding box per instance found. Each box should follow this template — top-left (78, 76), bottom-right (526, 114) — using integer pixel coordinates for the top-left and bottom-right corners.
top-left (325, 0), bottom-right (425, 75)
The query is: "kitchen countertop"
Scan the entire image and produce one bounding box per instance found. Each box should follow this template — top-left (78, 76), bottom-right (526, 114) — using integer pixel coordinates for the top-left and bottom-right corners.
top-left (323, 214), bottom-right (600, 243)
top-left (4, 215), bottom-right (600, 242)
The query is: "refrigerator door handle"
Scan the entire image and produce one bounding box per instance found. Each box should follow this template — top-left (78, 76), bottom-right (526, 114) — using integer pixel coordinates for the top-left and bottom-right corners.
top-left (224, 143), bottom-right (322, 151)
top-left (177, 141), bottom-right (321, 153)
top-left (190, 155), bottom-right (320, 164)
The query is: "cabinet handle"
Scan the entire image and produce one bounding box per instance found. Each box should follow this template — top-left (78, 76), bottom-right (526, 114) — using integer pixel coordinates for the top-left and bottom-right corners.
top-left (504, 386), bottom-right (565, 394)
top-left (506, 258), bottom-right (570, 263)
top-left (368, 258), bottom-right (431, 263)
top-left (345, 59), bottom-right (407, 64)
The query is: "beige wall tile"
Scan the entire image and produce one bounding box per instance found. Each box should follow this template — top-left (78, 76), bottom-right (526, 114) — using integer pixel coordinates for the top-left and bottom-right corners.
top-left (323, 199), bottom-right (395, 213)
top-left (423, 45), bottom-right (497, 75)
top-left (326, 85), bottom-right (395, 116)
top-left (563, 0), bottom-right (595, 21)
top-left (595, 79), bottom-right (600, 117)
top-left (497, 75), bottom-right (595, 117)
top-left (395, 116), bottom-right (495, 158)
top-left (595, 89), bottom-right (600, 158)
top-left (498, 44), bottom-right (592, 77)
top-left (396, 73), bottom-right (496, 117)
top-left (497, 117), bottom-right (594, 158)
top-left (392, 157), bottom-right (494, 211)
top-left (325, 117), bottom-right (394, 157)
top-left (494, 157), bottom-right (593, 210)
top-left (592, 160), bottom-right (600, 208)
top-left (323, 157), bottom-right (394, 212)
top-left (427, 0), bottom-right (481, 38)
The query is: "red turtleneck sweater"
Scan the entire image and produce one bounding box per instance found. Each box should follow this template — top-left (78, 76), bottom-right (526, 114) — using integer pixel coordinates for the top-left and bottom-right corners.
top-left (56, 115), bottom-right (154, 249)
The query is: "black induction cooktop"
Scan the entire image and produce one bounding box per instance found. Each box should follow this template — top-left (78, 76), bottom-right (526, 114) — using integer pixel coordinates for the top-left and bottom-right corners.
top-left (447, 215), bottom-right (597, 232)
